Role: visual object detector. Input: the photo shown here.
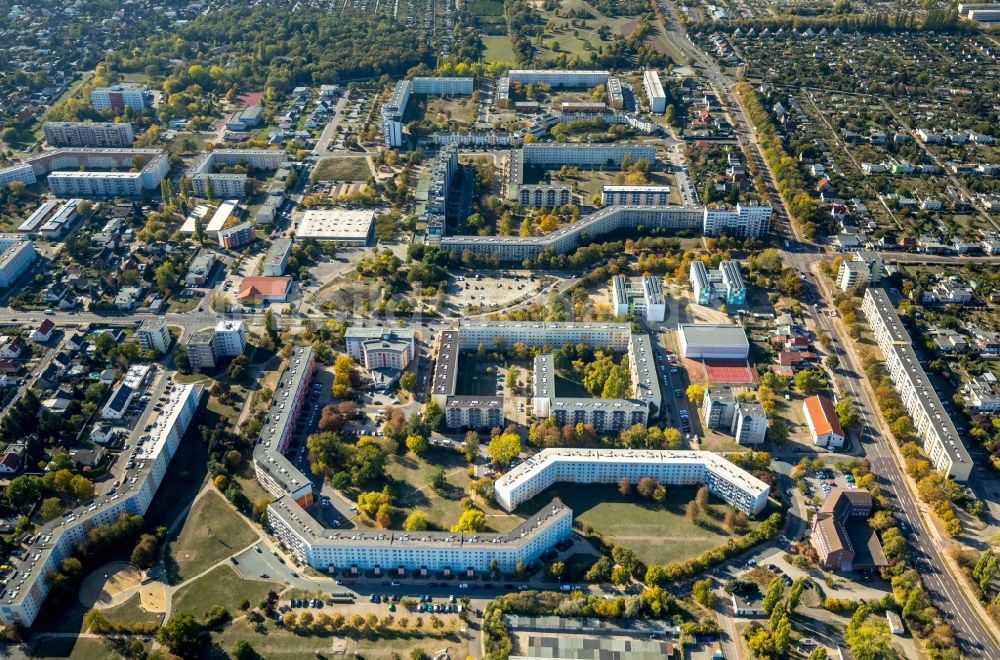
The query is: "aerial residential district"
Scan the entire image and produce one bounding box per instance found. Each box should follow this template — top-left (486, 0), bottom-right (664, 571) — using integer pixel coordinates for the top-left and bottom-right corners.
top-left (1, 2), bottom-right (1000, 660)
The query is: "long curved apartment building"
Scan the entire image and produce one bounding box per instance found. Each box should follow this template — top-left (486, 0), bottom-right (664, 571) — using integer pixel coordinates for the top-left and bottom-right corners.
top-left (494, 448), bottom-right (770, 516)
top-left (439, 203), bottom-right (771, 261)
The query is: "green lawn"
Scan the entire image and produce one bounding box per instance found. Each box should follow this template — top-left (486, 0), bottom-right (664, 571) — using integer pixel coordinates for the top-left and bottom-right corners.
top-left (384, 448), bottom-right (522, 533)
top-left (312, 156), bottom-right (371, 182)
top-left (172, 565), bottom-right (282, 617)
top-left (522, 484), bottom-right (756, 567)
top-left (213, 617), bottom-right (463, 660)
top-left (30, 637), bottom-right (130, 660)
top-left (102, 592), bottom-right (164, 628)
top-left (166, 490), bottom-right (259, 583)
top-left (482, 35), bottom-right (516, 63)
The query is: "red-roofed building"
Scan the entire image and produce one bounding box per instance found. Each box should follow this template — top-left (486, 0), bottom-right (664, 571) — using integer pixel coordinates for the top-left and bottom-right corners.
top-left (803, 394), bottom-right (845, 448)
top-left (0, 336), bottom-right (25, 359)
top-left (236, 276), bottom-right (292, 304)
top-left (30, 319), bottom-right (55, 343)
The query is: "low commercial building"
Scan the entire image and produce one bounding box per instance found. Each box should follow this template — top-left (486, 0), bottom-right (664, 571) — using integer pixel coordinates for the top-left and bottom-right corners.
top-left (0, 381), bottom-right (203, 626)
top-left (677, 323), bottom-right (750, 360)
top-left (690, 260), bottom-right (746, 306)
top-left (803, 395), bottom-right (845, 448)
top-left (295, 209), bottom-right (375, 245)
top-left (236, 276), bottom-right (292, 304)
top-left (205, 200), bottom-right (242, 240)
top-left (731, 593), bottom-right (766, 617)
top-left (495, 448), bottom-right (770, 515)
top-left (185, 251), bottom-right (216, 286)
top-left (812, 488), bottom-right (887, 572)
top-left (862, 288), bottom-right (972, 480)
top-left (643, 70), bottom-right (667, 114)
top-left (43, 122), bottom-right (134, 148)
top-left (137, 318), bottom-right (170, 354)
top-left (263, 238), bottom-right (293, 276)
top-left (609, 275), bottom-right (666, 322)
top-left (225, 106), bottom-right (263, 131)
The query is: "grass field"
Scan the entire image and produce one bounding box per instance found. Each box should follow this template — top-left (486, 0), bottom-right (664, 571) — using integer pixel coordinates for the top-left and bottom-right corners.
top-left (482, 35), bottom-right (517, 63)
top-left (456, 354), bottom-right (503, 396)
top-left (312, 156), bottom-right (371, 182)
top-left (166, 490), bottom-right (259, 583)
top-left (523, 484), bottom-right (756, 567)
top-left (384, 448), bottom-right (522, 533)
top-left (31, 637), bottom-right (131, 660)
top-left (172, 565), bottom-right (282, 617)
top-left (532, 0), bottom-right (634, 60)
top-left (101, 592), bottom-right (164, 628)
top-left (214, 617), bottom-right (463, 659)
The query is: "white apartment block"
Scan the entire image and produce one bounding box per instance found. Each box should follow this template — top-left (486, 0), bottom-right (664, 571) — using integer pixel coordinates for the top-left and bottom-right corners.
top-left (90, 84), bottom-right (148, 111)
top-left (212, 320), bottom-right (247, 357)
top-left (0, 164), bottom-right (37, 189)
top-left (8, 148), bottom-right (170, 197)
top-left (494, 449), bottom-right (770, 515)
top-left (837, 251), bottom-right (883, 291)
top-left (439, 203), bottom-right (770, 262)
top-left (643, 70), bottom-right (667, 114)
top-left (188, 150), bottom-right (288, 198)
top-left (862, 288), bottom-right (972, 481)
top-left (508, 70), bottom-right (610, 88)
top-left (253, 346), bottom-right (317, 507)
top-left (703, 203), bottom-right (772, 239)
top-left (457, 320), bottom-right (632, 352)
top-left (346, 327), bottom-right (417, 364)
top-left (381, 80), bottom-right (411, 148)
top-left (610, 275), bottom-right (666, 322)
top-left (267, 496), bottom-right (572, 574)
top-left (0, 382), bottom-right (202, 627)
top-left (602, 185), bottom-right (671, 206)
top-left (521, 144), bottom-right (656, 168)
top-left (606, 77), bottom-right (624, 109)
top-left (411, 77), bottom-right (474, 95)
top-left (0, 238), bottom-right (36, 288)
top-left (733, 402), bottom-right (768, 445)
top-left (43, 122), bottom-right (134, 148)
top-left (137, 318), bottom-right (170, 354)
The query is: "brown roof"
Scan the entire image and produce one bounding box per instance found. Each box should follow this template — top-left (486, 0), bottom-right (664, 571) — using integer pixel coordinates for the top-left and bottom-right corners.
top-left (804, 395), bottom-right (844, 438)
top-left (237, 276), bottom-right (291, 300)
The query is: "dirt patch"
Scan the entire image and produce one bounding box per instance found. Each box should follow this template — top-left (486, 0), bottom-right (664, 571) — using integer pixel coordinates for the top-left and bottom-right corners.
top-left (79, 562), bottom-right (143, 609)
top-left (138, 583), bottom-right (167, 613)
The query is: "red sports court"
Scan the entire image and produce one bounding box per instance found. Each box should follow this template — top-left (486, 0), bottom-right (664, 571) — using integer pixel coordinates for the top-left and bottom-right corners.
top-left (701, 359), bottom-right (757, 385)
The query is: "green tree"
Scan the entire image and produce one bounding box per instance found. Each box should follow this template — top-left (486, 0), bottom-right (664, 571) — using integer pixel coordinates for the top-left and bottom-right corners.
top-left (548, 561), bottom-right (565, 578)
top-left (845, 606), bottom-right (891, 660)
top-left (399, 370), bottom-right (417, 392)
top-left (692, 578), bottom-right (717, 607)
top-left (405, 434), bottom-right (428, 455)
top-left (762, 577), bottom-right (784, 616)
top-left (232, 640), bottom-right (259, 660)
top-left (451, 508), bottom-right (486, 533)
top-left (40, 497), bottom-right (63, 522)
top-left (463, 431), bottom-right (480, 462)
top-left (488, 432), bottom-right (521, 467)
top-left (794, 368), bottom-right (827, 395)
top-left (403, 511), bottom-right (429, 531)
top-left (157, 613), bottom-right (202, 656)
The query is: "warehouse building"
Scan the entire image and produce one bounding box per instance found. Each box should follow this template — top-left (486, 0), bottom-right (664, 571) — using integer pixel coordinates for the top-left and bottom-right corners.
top-left (677, 323), bottom-right (750, 360)
top-left (295, 209), bottom-right (375, 244)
